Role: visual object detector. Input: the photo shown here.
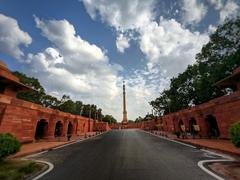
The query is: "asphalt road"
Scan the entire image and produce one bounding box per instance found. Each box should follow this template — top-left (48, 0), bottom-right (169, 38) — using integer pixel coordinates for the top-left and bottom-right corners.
top-left (33, 129), bottom-right (220, 180)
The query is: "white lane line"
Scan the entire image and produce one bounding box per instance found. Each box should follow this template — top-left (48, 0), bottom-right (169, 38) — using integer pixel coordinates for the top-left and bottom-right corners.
top-left (140, 130), bottom-right (196, 148)
top-left (141, 130), bottom-right (235, 180)
top-left (53, 131), bottom-right (109, 150)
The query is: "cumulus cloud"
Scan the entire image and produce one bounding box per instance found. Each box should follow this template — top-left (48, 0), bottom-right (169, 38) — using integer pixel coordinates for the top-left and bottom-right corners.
top-left (181, 0), bottom-right (208, 25)
top-left (219, 0), bottom-right (240, 23)
top-left (82, 0), bottom-right (155, 31)
top-left (139, 18), bottom-right (209, 77)
top-left (0, 13), bottom-right (32, 59)
top-left (209, 0), bottom-right (224, 10)
top-left (116, 34), bottom-right (130, 53)
top-left (208, 24), bottom-right (217, 34)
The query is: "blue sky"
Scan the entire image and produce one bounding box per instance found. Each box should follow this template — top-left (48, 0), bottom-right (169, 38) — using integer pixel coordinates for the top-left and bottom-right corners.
top-left (0, 0), bottom-right (239, 120)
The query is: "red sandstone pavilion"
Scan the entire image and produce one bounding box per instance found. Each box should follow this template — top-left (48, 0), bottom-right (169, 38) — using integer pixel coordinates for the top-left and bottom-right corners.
top-left (0, 60), bottom-right (110, 143)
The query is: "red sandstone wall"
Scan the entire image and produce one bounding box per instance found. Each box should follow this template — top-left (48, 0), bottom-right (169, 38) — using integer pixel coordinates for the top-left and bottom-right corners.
top-left (94, 121), bottom-right (110, 131)
top-left (1, 86), bottom-right (240, 141)
top-left (139, 91), bottom-right (240, 139)
top-left (0, 94), bottom-right (106, 142)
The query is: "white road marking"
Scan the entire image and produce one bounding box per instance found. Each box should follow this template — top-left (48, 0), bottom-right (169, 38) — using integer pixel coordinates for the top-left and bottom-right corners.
top-left (140, 130), bottom-right (196, 148)
top-left (31, 160), bottom-right (54, 180)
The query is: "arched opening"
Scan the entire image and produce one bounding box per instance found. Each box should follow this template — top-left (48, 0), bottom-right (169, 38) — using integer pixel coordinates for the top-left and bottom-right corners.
top-left (35, 119), bottom-right (48, 140)
top-left (54, 121), bottom-right (63, 137)
top-left (178, 120), bottom-right (184, 132)
top-left (67, 122), bottom-right (73, 135)
top-left (189, 118), bottom-right (197, 135)
top-left (205, 115), bottom-right (220, 137)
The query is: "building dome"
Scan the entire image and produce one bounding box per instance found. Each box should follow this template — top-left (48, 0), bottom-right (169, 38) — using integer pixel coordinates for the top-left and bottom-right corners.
top-left (0, 60), bottom-right (8, 69)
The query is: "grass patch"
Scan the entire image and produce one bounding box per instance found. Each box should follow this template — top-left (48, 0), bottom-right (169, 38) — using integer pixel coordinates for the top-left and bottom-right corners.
top-left (0, 159), bottom-right (44, 180)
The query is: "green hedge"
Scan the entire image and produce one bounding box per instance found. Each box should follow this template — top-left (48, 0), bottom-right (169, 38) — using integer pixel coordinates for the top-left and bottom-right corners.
top-left (0, 133), bottom-right (21, 160)
top-left (229, 122), bottom-right (240, 148)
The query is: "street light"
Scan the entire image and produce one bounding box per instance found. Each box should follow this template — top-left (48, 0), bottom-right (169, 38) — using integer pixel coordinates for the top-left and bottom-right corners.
top-left (89, 105), bottom-right (92, 119)
top-left (166, 98), bottom-right (171, 113)
top-left (80, 106), bottom-right (83, 116)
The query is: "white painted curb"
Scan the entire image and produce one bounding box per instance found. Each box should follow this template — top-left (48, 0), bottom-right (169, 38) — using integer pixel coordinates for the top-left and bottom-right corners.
top-left (21, 157), bottom-right (54, 180)
top-left (141, 130), bottom-right (235, 180)
top-left (197, 149), bottom-right (234, 180)
top-left (31, 160), bottom-right (54, 180)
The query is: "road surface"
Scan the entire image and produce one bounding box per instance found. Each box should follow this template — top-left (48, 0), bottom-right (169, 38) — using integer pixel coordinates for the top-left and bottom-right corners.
top-left (33, 129), bottom-right (220, 180)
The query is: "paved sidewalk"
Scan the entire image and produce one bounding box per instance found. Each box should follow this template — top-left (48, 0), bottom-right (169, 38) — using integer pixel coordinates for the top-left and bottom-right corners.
top-left (11, 132), bottom-right (99, 158)
top-left (152, 130), bottom-right (240, 156)
top-left (178, 139), bottom-right (240, 156)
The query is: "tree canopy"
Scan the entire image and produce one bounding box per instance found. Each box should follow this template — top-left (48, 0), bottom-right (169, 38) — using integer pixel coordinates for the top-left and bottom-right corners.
top-left (102, 115), bottom-right (117, 124)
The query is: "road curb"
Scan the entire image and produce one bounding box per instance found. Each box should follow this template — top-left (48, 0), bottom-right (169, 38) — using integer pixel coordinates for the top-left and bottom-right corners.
top-left (197, 149), bottom-right (234, 180)
top-left (175, 139), bottom-right (240, 157)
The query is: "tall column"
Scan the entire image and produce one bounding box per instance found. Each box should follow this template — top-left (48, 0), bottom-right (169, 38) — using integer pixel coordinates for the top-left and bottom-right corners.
top-left (122, 81), bottom-right (128, 124)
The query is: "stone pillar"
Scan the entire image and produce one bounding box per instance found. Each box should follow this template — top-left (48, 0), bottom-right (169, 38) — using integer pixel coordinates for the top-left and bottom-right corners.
top-left (47, 115), bottom-right (56, 140)
top-left (62, 120), bottom-right (68, 137)
top-left (196, 116), bottom-right (208, 137)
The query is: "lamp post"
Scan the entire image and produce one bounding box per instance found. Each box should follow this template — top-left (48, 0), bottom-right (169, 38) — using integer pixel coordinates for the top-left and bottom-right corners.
top-left (166, 98), bottom-right (171, 113)
top-left (89, 105), bottom-right (92, 119)
top-left (80, 106), bottom-right (83, 116)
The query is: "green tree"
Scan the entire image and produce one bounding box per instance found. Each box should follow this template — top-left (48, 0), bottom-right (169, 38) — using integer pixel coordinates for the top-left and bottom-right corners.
top-left (102, 115), bottom-right (117, 124)
top-left (13, 71), bottom-right (45, 105)
top-left (135, 116), bottom-right (143, 122)
top-left (0, 133), bottom-right (21, 161)
top-left (58, 95), bottom-right (77, 114)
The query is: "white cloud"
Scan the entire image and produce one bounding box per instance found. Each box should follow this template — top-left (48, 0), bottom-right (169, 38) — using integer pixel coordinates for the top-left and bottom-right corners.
top-left (209, 0), bottom-right (224, 10)
top-left (34, 16), bottom-right (107, 64)
top-left (182, 0), bottom-right (207, 25)
top-left (208, 24), bottom-right (217, 34)
top-left (0, 13), bottom-right (32, 59)
top-left (139, 18), bottom-right (209, 77)
top-left (82, 0), bottom-right (155, 53)
top-left (116, 34), bottom-right (130, 53)
top-left (82, 0), bottom-right (155, 31)
top-left (219, 0), bottom-right (240, 23)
